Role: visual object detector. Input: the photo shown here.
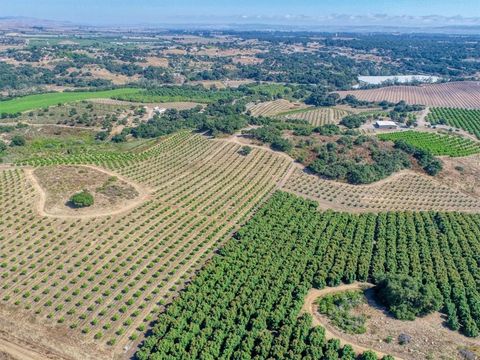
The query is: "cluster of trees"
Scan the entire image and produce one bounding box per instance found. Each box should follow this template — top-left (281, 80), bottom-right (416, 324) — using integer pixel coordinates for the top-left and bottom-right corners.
top-left (376, 274), bottom-right (442, 320)
top-left (324, 33), bottom-right (480, 77)
top-left (126, 102), bottom-right (250, 140)
top-left (136, 192), bottom-right (480, 359)
top-left (305, 90), bottom-right (340, 107)
top-left (308, 136), bottom-right (411, 184)
top-left (388, 101), bottom-right (424, 126)
top-left (340, 114), bottom-right (369, 129)
top-left (247, 126), bottom-right (293, 152)
top-left (393, 139), bottom-right (443, 175)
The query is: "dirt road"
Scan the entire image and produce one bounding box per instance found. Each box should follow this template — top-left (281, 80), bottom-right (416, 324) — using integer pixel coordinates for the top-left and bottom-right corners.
top-left (301, 283), bottom-right (401, 360)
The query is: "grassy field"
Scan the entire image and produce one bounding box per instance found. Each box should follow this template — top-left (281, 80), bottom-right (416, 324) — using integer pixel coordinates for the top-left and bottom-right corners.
top-left (378, 130), bottom-right (480, 157)
top-left (0, 88), bottom-right (141, 114)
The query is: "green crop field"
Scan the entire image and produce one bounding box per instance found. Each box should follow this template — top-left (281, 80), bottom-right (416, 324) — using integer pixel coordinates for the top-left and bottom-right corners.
top-left (427, 107), bottom-right (480, 139)
top-left (378, 130), bottom-right (480, 157)
top-left (0, 88), bottom-right (141, 114)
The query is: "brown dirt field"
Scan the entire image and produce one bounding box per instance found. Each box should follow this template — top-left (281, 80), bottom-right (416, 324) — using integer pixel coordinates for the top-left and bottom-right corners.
top-left (438, 154), bottom-right (480, 197)
top-left (30, 165), bottom-right (147, 218)
top-left (83, 66), bottom-right (139, 85)
top-left (141, 57), bottom-right (169, 68)
top-left (232, 56), bottom-right (264, 65)
top-left (0, 304), bottom-right (110, 360)
top-left (336, 81), bottom-right (480, 109)
top-left (302, 284), bottom-right (480, 360)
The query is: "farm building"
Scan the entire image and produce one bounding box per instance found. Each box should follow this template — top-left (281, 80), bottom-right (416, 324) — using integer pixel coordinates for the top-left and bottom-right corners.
top-left (375, 120), bottom-right (398, 129)
top-left (154, 106), bottom-right (167, 115)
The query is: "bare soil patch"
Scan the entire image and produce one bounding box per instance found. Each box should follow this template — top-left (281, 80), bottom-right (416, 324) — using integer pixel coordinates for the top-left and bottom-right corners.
top-left (303, 284), bottom-right (480, 360)
top-left (141, 56), bottom-right (169, 68)
top-left (438, 154), bottom-right (480, 197)
top-left (31, 165), bottom-right (147, 217)
top-left (0, 304), bottom-right (110, 360)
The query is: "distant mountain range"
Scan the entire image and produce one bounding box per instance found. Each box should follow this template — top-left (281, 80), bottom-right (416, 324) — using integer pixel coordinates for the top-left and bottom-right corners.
top-left (1, 15), bottom-right (479, 35)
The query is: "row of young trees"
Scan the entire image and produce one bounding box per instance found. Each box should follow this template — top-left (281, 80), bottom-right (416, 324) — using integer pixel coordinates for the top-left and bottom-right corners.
top-left (136, 192), bottom-right (480, 359)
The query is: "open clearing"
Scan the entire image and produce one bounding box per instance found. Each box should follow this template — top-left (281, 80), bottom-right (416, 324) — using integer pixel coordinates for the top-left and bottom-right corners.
top-left (31, 165), bottom-right (143, 218)
top-left (337, 81), bottom-right (480, 109)
top-left (0, 88), bottom-right (141, 114)
top-left (302, 284), bottom-right (479, 360)
top-left (0, 131), bottom-right (290, 359)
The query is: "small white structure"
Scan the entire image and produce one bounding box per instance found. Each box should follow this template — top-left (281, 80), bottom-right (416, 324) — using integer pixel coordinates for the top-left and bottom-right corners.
top-left (375, 120), bottom-right (398, 129)
top-left (154, 106), bottom-right (167, 115)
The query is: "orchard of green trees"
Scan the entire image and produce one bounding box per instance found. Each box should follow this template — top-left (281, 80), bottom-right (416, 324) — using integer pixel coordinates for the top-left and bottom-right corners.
top-left (137, 192), bottom-right (480, 359)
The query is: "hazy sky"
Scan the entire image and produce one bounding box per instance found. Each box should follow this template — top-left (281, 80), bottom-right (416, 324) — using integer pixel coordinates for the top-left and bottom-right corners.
top-left (2, 0), bottom-right (480, 25)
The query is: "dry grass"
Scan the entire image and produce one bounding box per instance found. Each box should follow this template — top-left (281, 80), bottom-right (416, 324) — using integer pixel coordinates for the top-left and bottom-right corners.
top-left (32, 165), bottom-right (141, 217)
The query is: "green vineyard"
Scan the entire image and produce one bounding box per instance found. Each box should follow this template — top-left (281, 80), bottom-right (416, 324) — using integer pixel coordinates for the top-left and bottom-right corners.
top-left (427, 107), bottom-right (480, 139)
top-left (378, 130), bottom-right (480, 157)
top-left (137, 192), bottom-right (480, 359)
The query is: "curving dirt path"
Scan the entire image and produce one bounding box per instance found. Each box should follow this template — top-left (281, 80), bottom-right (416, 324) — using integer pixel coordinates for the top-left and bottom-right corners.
top-left (300, 283), bottom-right (399, 359)
top-left (23, 164), bottom-right (152, 219)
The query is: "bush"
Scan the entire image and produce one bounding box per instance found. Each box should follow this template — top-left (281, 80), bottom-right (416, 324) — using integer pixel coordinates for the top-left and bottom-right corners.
top-left (398, 333), bottom-right (412, 345)
top-left (375, 274), bottom-right (442, 320)
top-left (340, 114), bottom-right (367, 129)
top-left (238, 146), bottom-right (252, 156)
top-left (69, 190), bottom-right (94, 208)
top-left (0, 140), bottom-right (6, 152)
top-left (10, 135), bottom-right (26, 147)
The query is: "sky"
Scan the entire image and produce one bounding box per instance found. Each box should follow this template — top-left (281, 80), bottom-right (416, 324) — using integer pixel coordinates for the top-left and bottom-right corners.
top-left (1, 0), bottom-right (480, 27)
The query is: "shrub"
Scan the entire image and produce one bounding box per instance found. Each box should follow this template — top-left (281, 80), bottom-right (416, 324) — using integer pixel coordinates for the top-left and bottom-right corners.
top-left (398, 333), bottom-right (412, 345)
top-left (69, 190), bottom-right (94, 208)
top-left (375, 274), bottom-right (442, 320)
top-left (238, 146), bottom-right (252, 156)
top-left (10, 135), bottom-right (26, 147)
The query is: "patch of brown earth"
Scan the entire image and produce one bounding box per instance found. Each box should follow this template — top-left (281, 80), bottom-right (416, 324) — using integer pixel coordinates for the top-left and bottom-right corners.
top-left (30, 165), bottom-right (148, 218)
top-left (438, 154), bottom-right (480, 198)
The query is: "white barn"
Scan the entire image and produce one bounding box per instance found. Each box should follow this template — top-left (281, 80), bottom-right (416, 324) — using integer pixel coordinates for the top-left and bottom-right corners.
top-left (375, 120), bottom-right (397, 129)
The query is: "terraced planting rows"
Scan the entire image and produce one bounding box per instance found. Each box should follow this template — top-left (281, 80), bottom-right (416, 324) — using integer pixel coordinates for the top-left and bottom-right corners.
top-left (0, 132), bottom-right (291, 357)
top-left (247, 99), bottom-right (309, 117)
top-left (427, 107), bottom-right (480, 139)
top-left (137, 192), bottom-right (480, 359)
top-left (281, 108), bottom-right (350, 126)
top-left (378, 130), bottom-right (480, 157)
top-left (337, 81), bottom-right (480, 109)
top-left (282, 168), bottom-right (480, 213)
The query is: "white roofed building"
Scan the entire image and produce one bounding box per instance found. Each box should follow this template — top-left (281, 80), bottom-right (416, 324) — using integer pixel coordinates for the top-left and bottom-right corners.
top-left (375, 120), bottom-right (398, 129)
